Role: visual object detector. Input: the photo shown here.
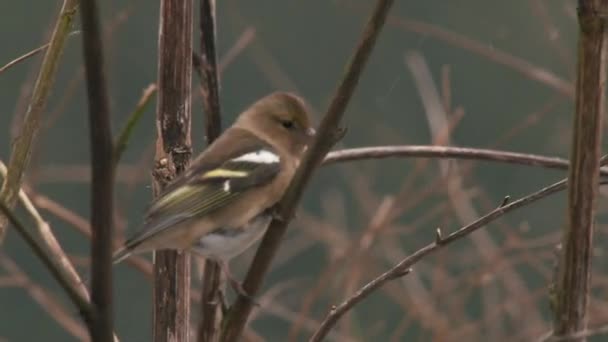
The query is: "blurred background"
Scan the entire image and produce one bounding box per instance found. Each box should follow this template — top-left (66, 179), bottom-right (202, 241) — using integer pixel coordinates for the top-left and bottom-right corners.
top-left (1, 0), bottom-right (606, 341)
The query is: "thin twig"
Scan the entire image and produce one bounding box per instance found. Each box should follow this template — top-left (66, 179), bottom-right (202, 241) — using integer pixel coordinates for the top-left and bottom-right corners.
top-left (0, 254), bottom-right (89, 341)
top-left (0, 31), bottom-right (80, 75)
top-left (35, 145), bottom-right (608, 184)
top-left (0, 161), bottom-right (91, 301)
top-left (324, 146), bottom-right (608, 176)
top-left (387, 16), bottom-right (574, 98)
top-left (0, 0), bottom-right (79, 242)
top-left (114, 84), bottom-right (157, 163)
top-left (0, 201), bottom-right (93, 323)
top-left (309, 175), bottom-right (586, 341)
top-left (220, 0), bottom-right (395, 340)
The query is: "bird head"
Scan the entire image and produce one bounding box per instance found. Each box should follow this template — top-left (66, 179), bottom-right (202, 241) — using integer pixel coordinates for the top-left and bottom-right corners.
top-left (236, 92), bottom-right (316, 156)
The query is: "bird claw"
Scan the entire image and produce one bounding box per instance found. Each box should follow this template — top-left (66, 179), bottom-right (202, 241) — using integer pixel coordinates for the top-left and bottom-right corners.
top-left (267, 205), bottom-right (295, 223)
top-left (227, 278), bottom-right (259, 307)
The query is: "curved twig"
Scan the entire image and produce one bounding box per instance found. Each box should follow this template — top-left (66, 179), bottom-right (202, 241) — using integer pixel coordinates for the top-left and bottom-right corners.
top-left (323, 145), bottom-right (608, 176)
top-left (309, 175), bottom-right (589, 341)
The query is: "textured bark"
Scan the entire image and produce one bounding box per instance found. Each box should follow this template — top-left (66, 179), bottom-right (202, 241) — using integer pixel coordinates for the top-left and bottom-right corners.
top-left (552, 0), bottom-right (608, 340)
top-left (153, 0), bottom-right (194, 341)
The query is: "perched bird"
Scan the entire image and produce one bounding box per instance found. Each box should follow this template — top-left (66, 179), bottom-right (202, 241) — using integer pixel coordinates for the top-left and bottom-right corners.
top-left (113, 92), bottom-right (315, 294)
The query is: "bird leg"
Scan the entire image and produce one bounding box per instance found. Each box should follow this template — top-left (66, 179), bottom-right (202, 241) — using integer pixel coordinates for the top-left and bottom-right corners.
top-left (267, 204), bottom-right (295, 222)
top-left (217, 260), bottom-right (259, 306)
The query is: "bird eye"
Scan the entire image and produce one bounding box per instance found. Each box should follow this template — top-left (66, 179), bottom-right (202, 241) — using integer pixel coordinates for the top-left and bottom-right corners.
top-left (281, 120), bottom-right (295, 130)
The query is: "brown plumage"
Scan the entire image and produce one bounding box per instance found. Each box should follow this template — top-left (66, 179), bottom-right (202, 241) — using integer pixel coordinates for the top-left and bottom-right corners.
top-left (113, 92), bottom-right (315, 264)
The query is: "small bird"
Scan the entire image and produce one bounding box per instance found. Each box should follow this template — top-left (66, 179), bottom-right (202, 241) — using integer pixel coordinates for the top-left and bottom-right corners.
top-left (113, 92), bottom-right (315, 294)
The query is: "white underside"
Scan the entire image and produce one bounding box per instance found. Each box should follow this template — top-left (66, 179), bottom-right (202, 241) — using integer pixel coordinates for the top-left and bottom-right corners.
top-left (191, 214), bottom-right (272, 261)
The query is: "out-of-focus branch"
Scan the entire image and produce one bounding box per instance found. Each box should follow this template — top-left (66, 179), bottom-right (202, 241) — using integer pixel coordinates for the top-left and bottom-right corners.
top-left (0, 161), bottom-right (90, 301)
top-left (0, 254), bottom-right (89, 341)
top-left (310, 173), bottom-right (592, 341)
top-left (538, 322), bottom-right (608, 342)
top-left (153, 0), bottom-right (194, 341)
top-left (34, 145), bottom-right (608, 184)
top-left (552, 1), bottom-right (607, 340)
top-left (114, 84), bottom-right (157, 164)
top-left (79, 0), bottom-right (115, 339)
top-left (0, 201), bottom-right (93, 324)
top-left (0, 0), bottom-right (78, 242)
top-left (220, 0), bottom-right (395, 340)
top-left (0, 31), bottom-right (80, 75)
top-left (324, 146), bottom-right (608, 176)
top-left (195, 1), bottom-right (225, 341)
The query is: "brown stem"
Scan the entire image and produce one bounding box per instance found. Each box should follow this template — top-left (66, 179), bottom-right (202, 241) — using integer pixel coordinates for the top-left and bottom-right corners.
top-left (552, 1), bottom-right (608, 340)
top-left (310, 177), bottom-right (574, 341)
top-left (153, 0), bottom-right (194, 341)
top-left (0, 0), bottom-right (78, 242)
top-left (196, 1), bottom-right (224, 341)
top-left (80, 0), bottom-right (115, 339)
top-left (220, 0), bottom-right (395, 340)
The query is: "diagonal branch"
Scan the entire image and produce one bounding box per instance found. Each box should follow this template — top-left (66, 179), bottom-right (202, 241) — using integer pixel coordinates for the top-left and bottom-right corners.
top-left (0, 0), bottom-right (79, 242)
top-left (0, 201), bottom-right (93, 324)
top-left (0, 31), bottom-right (80, 75)
top-left (310, 173), bottom-right (597, 341)
top-left (220, 0), bottom-right (396, 340)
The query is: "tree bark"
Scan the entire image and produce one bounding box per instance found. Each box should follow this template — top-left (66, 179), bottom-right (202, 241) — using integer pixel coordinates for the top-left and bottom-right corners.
top-left (153, 0), bottom-right (194, 341)
top-left (552, 0), bottom-right (608, 340)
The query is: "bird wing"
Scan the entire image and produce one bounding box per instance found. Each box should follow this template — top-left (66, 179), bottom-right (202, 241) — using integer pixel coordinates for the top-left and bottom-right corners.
top-left (120, 130), bottom-right (281, 252)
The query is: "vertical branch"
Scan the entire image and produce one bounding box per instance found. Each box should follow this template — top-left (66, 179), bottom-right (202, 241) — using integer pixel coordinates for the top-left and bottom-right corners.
top-left (198, 0), bottom-right (222, 143)
top-left (153, 0), bottom-right (194, 341)
top-left (79, 0), bottom-right (114, 340)
top-left (196, 0), bottom-right (224, 341)
top-left (0, 0), bottom-right (78, 242)
top-left (220, 0), bottom-right (395, 340)
top-left (552, 0), bottom-right (607, 340)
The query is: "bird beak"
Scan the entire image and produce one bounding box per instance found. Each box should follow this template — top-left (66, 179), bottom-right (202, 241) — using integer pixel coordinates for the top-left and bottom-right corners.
top-left (306, 127), bottom-right (316, 137)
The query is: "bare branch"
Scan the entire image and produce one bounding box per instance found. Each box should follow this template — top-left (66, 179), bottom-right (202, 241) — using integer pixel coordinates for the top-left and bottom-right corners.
top-left (552, 1), bottom-right (608, 339)
top-left (196, 1), bottom-right (225, 340)
top-left (0, 162), bottom-right (90, 300)
top-left (0, 254), bottom-right (89, 341)
top-left (0, 31), bottom-right (80, 75)
top-left (79, 0), bottom-right (115, 339)
top-left (153, 0), bottom-right (194, 341)
top-left (310, 176), bottom-right (581, 341)
top-left (114, 84), bottom-right (157, 164)
top-left (36, 145), bottom-right (608, 184)
top-left (0, 0), bottom-right (79, 242)
top-left (0, 201), bottom-right (93, 324)
top-left (323, 145), bottom-right (608, 176)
